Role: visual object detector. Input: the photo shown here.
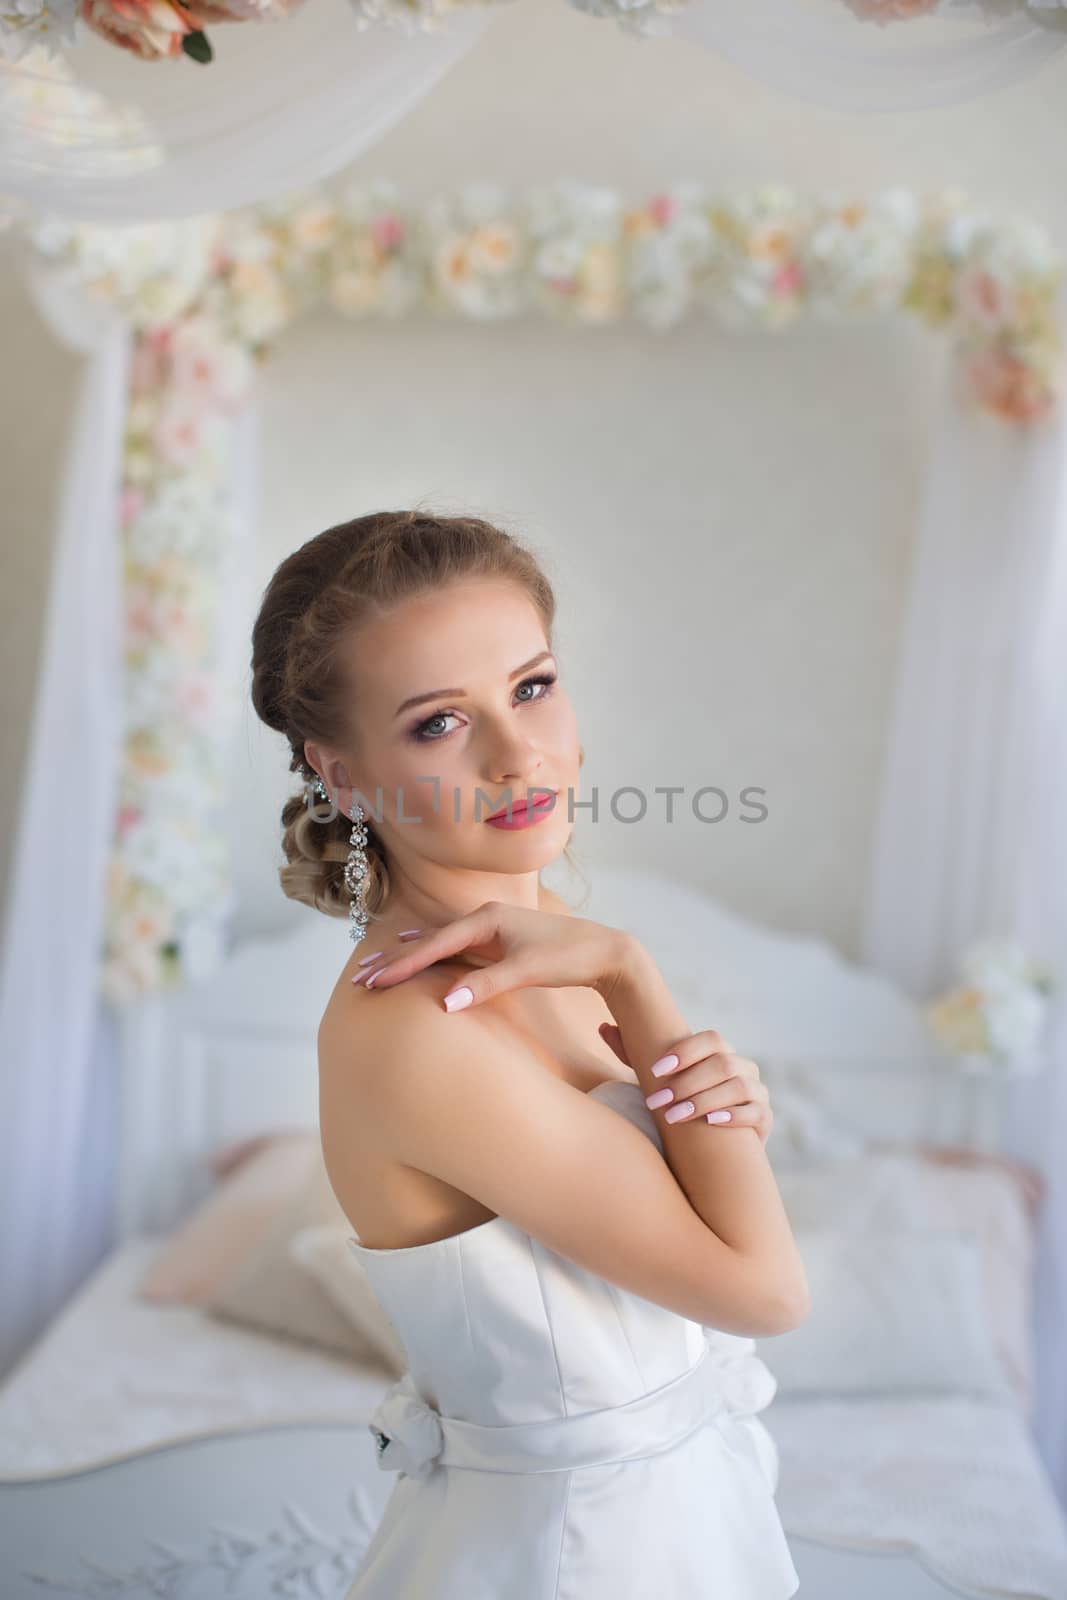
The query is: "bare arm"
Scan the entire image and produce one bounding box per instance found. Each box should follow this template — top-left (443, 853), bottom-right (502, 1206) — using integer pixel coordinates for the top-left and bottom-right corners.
top-left (597, 935), bottom-right (810, 1329)
top-left (323, 965), bottom-right (808, 1338)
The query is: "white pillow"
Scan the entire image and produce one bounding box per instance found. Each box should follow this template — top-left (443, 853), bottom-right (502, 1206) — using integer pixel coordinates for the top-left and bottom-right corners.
top-left (761, 1227), bottom-right (1012, 1401)
top-left (772, 1150), bottom-right (1034, 1408)
top-left (774, 1150), bottom-right (929, 1231)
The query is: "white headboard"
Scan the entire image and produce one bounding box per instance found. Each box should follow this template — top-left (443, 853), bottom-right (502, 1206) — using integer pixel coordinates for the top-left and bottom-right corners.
top-left (114, 868), bottom-right (985, 1242)
top-left (115, 912), bottom-right (352, 1239)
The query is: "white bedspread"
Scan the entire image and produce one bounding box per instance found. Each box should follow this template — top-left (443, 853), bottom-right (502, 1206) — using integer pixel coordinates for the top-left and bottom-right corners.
top-left (772, 1396), bottom-right (1067, 1600)
top-left (1, 1239), bottom-right (1065, 1600)
top-left (0, 1240), bottom-right (381, 1478)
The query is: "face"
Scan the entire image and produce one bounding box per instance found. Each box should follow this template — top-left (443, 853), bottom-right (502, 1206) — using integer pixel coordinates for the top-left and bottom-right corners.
top-left (308, 578), bottom-right (580, 886)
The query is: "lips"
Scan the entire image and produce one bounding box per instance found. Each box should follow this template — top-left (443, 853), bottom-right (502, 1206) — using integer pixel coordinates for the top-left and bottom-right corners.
top-left (485, 790), bottom-right (557, 822)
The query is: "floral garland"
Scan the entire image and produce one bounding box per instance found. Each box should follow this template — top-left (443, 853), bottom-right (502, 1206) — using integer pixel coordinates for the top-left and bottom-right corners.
top-left (0, 0), bottom-right (682, 63)
top-left (18, 177), bottom-right (1063, 1000)
top-left (5, 0), bottom-right (1067, 66)
top-left (843, 1), bottom-right (1067, 26)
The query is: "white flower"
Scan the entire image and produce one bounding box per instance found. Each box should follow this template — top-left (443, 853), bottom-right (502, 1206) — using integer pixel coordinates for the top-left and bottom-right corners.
top-left (983, 983), bottom-right (1046, 1058)
top-left (0, 1), bottom-right (78, 60)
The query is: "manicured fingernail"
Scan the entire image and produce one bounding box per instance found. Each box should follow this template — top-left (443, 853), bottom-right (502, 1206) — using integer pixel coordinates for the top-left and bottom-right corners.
top-left (650, 1053), bottom-right (679, 1077)
top-left (398, 929), bottom-right (423, 939)
top-left (364, 965), bottom-right (389, 988)
top-left (664, 1100), bottom-right (695, 1123)
top-left (706, 1110), bottom-right (732, 1123)
top-left (646, 1088), bottom-right (674, 1110)
top-left (357, 950), bottom-right (384, 966)
top-left (443, 986), bottom-right (473, 1012)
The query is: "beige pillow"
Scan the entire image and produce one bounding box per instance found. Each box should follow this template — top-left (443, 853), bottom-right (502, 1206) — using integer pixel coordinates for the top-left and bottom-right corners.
top-left (289, 1223), bottom-right (408, 1375)
top-left (203, 1155), bottom-right (407, 1376)
top-left (138, 1132), bottom-right (320, 1304)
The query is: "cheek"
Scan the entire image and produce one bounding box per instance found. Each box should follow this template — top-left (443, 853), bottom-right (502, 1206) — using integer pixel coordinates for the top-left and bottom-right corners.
top-left (548, 696), bottom-right (580, 757)
top-left (388, 746), bottom-right (467, 826)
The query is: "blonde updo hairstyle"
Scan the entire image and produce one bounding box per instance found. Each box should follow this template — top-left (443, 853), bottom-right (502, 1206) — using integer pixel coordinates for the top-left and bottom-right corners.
top-left (250, 509), bottom-right (585, 932)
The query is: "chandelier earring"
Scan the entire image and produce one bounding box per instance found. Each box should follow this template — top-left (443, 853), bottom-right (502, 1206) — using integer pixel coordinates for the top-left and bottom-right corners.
top-left (309, 775), bottom-right (369, 945)
top-left (344, 797), bottom-right (370, 946)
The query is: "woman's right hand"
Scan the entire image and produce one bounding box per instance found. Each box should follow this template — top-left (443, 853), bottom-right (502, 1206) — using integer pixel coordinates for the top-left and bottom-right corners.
top-left (354, 899), bottom-right (636, 1011)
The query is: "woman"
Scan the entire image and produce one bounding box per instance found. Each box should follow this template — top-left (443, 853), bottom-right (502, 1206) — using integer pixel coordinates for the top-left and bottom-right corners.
top-left (250, 508), bottom-right (807, 1598)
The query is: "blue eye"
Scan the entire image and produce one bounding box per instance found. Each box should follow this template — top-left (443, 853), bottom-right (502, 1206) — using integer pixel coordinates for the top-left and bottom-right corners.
top-left (410, 673), bottom-right (557, 744)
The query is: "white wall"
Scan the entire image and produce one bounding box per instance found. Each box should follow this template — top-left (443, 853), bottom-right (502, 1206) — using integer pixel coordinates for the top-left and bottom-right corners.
top-left (6, 4), bottom-right (1067, 957)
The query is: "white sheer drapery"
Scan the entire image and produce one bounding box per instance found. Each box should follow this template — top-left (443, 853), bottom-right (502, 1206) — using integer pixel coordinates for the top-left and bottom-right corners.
top-left (0, 283), bottom-right (128, 1378)
top-left (0, 258), bottom-right (263, 1377)
top-left (674, 0), bottom-right (1067, 112)
top-left (0, 0), bottom-right (492, 221)
top-left (862, 310), bottom-right (1067, 1508)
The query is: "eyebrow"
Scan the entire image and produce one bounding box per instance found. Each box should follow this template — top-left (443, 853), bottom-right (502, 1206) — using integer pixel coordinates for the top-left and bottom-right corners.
top-left (393, 650), bottom-right (555, 718)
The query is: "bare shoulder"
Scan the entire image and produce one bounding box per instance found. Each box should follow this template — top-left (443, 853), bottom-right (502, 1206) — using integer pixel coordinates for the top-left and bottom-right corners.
top-left (319, 960), bottom-right (542, 1126)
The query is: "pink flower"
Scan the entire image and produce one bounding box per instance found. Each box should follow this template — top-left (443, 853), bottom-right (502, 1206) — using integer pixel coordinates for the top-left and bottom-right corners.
top-left (119, 487), bottom-right (146, 528)
top-left (648, 193), bottom-right (678, 228)
top-left (125, 583), bottom-right (157, 643)
top-left (152, 398), bottom-right (205, 466)
top-left (79, 0), bottom-right (210, 59)
top-left (168, 316), bottom-right (252, 412)
top-left (772, 261), bottom-right (804, 298)
top-left (955, 267), bottom-right (1015, 331)
top-left (116, 805), bottom-right (143, 838)
top-left (844, 0), bottom-right (939, 23)
top-left (175, 670), bottom-right (215, 729)
top-left (129, 339), bottom-right (168, 397)
top-left (371, 213), bottom-right (405, 253)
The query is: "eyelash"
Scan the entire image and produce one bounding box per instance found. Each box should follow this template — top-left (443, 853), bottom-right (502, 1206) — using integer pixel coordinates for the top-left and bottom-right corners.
top-left (409, 673), bottom-right (558, 744)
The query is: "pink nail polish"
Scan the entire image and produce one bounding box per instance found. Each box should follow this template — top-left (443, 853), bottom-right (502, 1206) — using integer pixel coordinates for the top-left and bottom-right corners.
top-left (443, 986), bottom-right (473, 1012)
top-left (357, 951), bottom-right (384, 966)
top-left (650, 1053), bottom-right (679, 1077)
top-left (398, 929), bottom-right (423, 938)
top-left (706, 1110), bottom-right (732, 1124)
top-left (646, 1088), bottom-right (674, 1110)
top-left (664, 1100), bottom-right (695, 1123)
top-left (364, 966), bottom-right (388, 988)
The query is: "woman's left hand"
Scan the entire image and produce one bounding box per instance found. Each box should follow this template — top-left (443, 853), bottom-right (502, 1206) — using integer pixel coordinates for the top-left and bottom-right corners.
top-left (599, 1022), bottom-right (774, 1145)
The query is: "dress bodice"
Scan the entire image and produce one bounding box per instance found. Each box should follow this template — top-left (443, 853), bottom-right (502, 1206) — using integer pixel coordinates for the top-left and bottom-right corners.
top-left (346, 1080), bottom-right (778, 1436)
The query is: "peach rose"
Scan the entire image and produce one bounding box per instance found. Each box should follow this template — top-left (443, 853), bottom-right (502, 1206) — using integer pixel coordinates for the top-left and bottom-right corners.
top-left (80, 0), bottom-right (208, 59)
top-left (967, 346), bottom-right (1053, 424)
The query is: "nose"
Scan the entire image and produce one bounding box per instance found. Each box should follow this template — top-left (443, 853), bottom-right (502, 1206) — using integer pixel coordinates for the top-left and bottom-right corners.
top-left (487, 731), bottom-right (544, 788)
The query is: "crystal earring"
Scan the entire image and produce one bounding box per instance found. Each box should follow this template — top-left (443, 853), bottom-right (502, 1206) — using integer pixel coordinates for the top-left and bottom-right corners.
top-left (345, 798), bottom-right (369, 945)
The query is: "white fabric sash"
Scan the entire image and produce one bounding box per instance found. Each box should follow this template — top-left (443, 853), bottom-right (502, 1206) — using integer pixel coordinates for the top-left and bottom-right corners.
top-left (369, 1339), bottom-right (776, 1484)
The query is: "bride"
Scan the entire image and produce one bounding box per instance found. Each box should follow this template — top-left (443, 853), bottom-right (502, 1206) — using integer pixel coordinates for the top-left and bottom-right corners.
top-left (250, 507), bottom-right (808, 1598)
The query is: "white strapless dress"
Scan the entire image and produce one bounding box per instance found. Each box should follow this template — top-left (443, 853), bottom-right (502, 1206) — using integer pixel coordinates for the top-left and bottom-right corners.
top-left (343, 1077), bottom-right (801, 1599)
